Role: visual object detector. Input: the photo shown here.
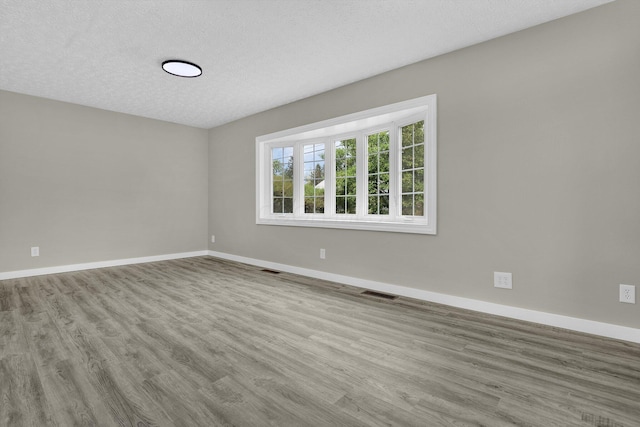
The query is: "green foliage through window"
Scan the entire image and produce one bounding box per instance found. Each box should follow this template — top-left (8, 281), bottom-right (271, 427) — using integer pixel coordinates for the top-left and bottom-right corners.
top-left (400, 120), bottom-right (425, 216)
top-left (304, 143), bottom-right (325, 213)
top-left (335, 138), bottom-right (357, 214)
top-left (272, 146), bottom-right (294, 213)
top-left (367, 131), bottom-right (390, 215)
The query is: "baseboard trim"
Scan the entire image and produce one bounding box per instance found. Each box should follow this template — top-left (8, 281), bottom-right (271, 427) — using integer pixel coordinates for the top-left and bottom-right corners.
top-left (0, 250), bottom-right (209, 280)
top-left (208, 250), bottom-right (640, 344)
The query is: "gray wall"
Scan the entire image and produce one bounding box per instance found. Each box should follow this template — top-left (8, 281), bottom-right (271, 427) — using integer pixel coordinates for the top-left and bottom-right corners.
top-left (208, 0), bottom-right (640, 328)
top-left (0, 90), bottom-right (208, 272)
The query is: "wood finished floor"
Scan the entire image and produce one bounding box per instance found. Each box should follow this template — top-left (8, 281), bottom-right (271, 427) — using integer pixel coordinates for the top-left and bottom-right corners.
top-left (1, 257), bottom-right (639, 427)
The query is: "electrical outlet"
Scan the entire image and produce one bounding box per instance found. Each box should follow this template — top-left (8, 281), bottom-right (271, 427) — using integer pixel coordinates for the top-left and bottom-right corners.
top-left (320, 248), bottom-right (326, 259)
top-left (211, 235), bottom-right (215, 243)
top-left (494, 272), bottom-right (512, 289)
top-left (31, 246), bottom-right (39, 257)
top-left (619, 284), bottom-right (636, 304)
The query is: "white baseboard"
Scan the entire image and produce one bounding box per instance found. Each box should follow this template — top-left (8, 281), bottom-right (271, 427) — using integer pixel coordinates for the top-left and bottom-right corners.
top-left (208, 250), bottom-right (640, 344)
top-left (0, 250), bottom-right (209, 281)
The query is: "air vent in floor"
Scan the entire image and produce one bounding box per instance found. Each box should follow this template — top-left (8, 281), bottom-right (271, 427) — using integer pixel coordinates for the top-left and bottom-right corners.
top-left (361, 290), bottom-right (398, 300)
top-left (261, 269), bottom-right (281, 274)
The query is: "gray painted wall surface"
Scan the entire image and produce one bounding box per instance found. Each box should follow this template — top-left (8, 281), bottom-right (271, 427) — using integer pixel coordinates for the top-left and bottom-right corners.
top-left (208, 0), bottom-right (640, 328)
top-left (0, 90), bottom-right (208, 271)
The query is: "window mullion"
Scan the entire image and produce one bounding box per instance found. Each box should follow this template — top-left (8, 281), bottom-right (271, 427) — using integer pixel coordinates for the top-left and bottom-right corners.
top-left (293, 143), bottom-right (303, 216)
top-left (324, 140), bottom-right (334, 216)
top-left (389, 124), bottom-right (398, 221)
top-left (355, 133), bottom-right (367, 218)
top-left (261, 143), bottom-right (270, 218)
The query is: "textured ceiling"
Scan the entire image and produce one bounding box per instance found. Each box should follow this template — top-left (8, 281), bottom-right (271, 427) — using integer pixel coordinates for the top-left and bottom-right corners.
top-left (0, 0), bottom-right (613, 129)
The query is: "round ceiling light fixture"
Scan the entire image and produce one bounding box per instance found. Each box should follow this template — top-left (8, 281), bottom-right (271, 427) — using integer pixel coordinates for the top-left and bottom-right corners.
top-left (162, 60), bottom-right (202, 78)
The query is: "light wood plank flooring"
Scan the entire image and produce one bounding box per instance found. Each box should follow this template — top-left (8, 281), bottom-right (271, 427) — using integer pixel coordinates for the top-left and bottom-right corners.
top-left (1, 256), bottom-right (639, 426)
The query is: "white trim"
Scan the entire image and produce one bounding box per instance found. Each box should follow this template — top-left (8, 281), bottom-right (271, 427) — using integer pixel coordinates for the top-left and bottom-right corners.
top-left (0, 250), bottom-right (209, 281)
top-left (256, 95), bottom-right (434, 144)
top-left (208, 250), bottom-right (640, 344)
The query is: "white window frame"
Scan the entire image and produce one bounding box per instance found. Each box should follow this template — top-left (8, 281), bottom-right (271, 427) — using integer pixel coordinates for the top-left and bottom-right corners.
top-left (256, 94), bottom-right (437, 234)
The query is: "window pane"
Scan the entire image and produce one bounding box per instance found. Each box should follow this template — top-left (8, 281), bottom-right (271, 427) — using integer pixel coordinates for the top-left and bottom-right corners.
top-left (273, 159), bottom-right (283, 176)
top-left (336, 198), bottom-right (346, 214)
top-left (402, 195), bottom-right (413, 215)
top-left (368, 134), bottom-right (378, 154)
top-left (283, 198), bottom-right (293, 213)
top-left (402, 171), bottom-right (413, 193)
top-left (399, 120), bottom-right (425, 217)
top-left (415, 194), bottom-right (424, 216)
top-left (346, 177), bottom-right (356, 195)
top-left (368, 174), bottom-right (378, 194)
top-left (273, 180), bottom-right (283, 197)
top-left (379, 153), bottom-right (389, 173)
top-left (272, 146), bottom-right (293, 214)
top-left (304, 151), bottom-right (314, 162)
top-left (366, 131), bottom-right (391, 216)
top-left (304, 163), bottom-right (314, 179)
top-left (368, 155), bottom-right (377, 173)
top-left (402, 147), bottom-right (413, 170)
top-left (346, 157), bottom-right (356, 171)
top-left (379, 174), bottom-right (389, 194)
top-left (415, 144), bottom-right (424, 168)
top-left (414, 120), bottom-right (425, 144)
top-left (345, 139), bottom-right (356, 153)
top-left (283, 180), bottom-right (293, 197)
top-left (303, 143), bottom-right (325, 214)
top-left (414, 169), bottom-right (424, 192)
top-left (379, 132), bottom-right (390, 152)
top-left (346, 196), bottom-right (356, 214)
top-left (305, 198), bottom-right (314, 213)
top-left (368, 196), bottom-right (378, 214)
top-left (401, 123), bottom-right (414, 147)
top-left (336, 178), bottom-right (346, 196)
top-left (380, 196), bottom-right (389, 215)
top-left (273, 198), bottom-right (283, 213)
top-left (284, 160), bottom-right (293, 179)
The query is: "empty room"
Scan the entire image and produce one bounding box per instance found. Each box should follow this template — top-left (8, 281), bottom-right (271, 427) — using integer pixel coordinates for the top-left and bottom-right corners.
top-left (1, 0), bottom-right (639, 426)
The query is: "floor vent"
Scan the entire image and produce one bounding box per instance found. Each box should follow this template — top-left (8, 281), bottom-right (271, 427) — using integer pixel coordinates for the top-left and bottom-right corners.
top-left (581, 413), bottom-right (622, 427)
top-left (261, 269), bottom-right (281, 274)
top-left (361, 290), bottom-right (398, 300)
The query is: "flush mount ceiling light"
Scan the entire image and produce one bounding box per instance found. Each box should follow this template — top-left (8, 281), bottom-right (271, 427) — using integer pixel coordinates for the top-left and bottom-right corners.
top-left (162, 60), bottom-right (202, 78)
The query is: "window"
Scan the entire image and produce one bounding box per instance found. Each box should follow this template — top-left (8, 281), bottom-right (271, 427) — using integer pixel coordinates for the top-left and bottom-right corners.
top-left (256, 94), bottom-right (436, 234)
top-left (367, 130), bottom-right (390, 215)
top-left (271, 146), bottom-right (293, 213)
top-left (335, 138), bottom-right (357, 215)
top-left (400, 121), bottom-right (425, 216)
top-left (303, 143), bottom-right (325, 214)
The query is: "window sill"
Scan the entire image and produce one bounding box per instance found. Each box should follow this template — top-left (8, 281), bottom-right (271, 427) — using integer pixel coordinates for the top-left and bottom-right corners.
top-left (256, 216), bottom-right (436, 235)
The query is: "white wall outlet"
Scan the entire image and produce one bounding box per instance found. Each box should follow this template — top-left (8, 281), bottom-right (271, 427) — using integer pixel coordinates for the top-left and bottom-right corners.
top-left (320, 248), bottom-right (326, 259)
top-left (619, 284), bottom-right (636, 304)
top-left (494, 272), bottom-right (512, 289)
top-left (31, 246), bottom-right (40, 257)
top-left (211, 235), bottom-right (215, 243)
